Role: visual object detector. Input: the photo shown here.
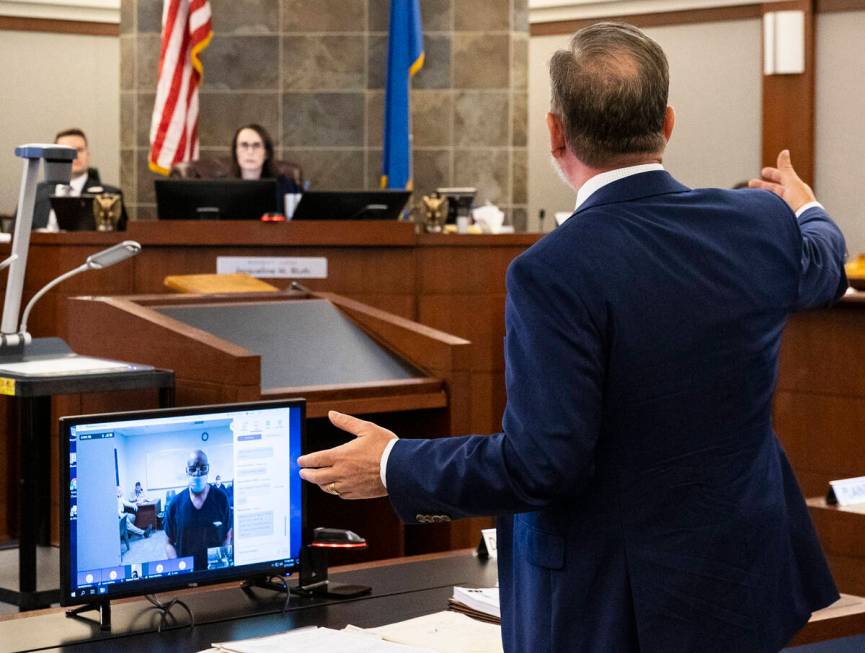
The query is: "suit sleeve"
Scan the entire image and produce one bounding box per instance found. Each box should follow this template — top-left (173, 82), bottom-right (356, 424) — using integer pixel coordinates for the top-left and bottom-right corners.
top-left (386, 253), bottom-right (605, 522)
top-left (793, 205), bottom-right (847, 310)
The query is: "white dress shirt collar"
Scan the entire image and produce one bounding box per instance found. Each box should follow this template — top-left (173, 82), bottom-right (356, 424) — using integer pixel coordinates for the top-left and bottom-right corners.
top-left (69, 172), bottom-right (88, 195)
top-left (574, 163), bottom-right (665, 211)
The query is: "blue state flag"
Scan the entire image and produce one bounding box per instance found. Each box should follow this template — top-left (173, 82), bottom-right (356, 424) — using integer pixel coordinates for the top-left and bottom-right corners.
top-left (381, 0), bottom-right (424, 190)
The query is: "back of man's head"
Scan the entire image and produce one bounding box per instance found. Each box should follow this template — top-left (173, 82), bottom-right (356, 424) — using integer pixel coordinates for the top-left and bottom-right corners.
top-left (55, 128), bottom-right (87, 144)
top-left (550, 22), bottom-right (669, 168)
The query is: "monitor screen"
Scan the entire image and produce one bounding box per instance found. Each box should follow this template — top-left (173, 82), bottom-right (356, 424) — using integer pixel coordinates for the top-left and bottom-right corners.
top-left (60, 399), bottom-right (304, 606)
top-left (154, 179), bottom-right (278, 220)
top-left (290, 190), bottom-right (411, 221)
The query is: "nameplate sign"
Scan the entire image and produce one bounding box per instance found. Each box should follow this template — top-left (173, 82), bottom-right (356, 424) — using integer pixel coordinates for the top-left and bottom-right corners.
top-left (216, 256), bottom-right (328, 279)
top-left (829, 476), bottom-right (865, 506)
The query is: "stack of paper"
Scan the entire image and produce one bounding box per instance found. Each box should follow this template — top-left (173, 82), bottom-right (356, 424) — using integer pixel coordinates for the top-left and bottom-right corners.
top-left (365, 611), bottom-right (503, 653)
top-left (449, 586), bottom-right (500, 624)
top-left (211, 626), bottom-right (433, 652)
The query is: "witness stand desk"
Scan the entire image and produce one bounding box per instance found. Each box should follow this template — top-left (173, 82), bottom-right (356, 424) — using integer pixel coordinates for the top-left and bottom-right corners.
top-left (0, 338), bottom-right (174, 611)
top-left (0, 549), bottom-right (862, 652)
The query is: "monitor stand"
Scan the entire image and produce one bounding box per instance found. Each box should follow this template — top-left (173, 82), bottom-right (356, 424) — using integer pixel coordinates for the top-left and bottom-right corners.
top-left (66, 600), bottom-right (112, 631)
top-left (242, 575), bottom-right (291, 613)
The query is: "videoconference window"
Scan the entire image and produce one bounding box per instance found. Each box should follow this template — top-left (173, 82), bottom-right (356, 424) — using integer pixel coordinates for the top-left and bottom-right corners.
top-left (67, 406), bottom-right (300, 599)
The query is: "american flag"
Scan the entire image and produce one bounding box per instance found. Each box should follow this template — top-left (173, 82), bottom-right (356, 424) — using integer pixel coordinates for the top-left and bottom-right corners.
top-left (148, 0), bottom-right (213, 175)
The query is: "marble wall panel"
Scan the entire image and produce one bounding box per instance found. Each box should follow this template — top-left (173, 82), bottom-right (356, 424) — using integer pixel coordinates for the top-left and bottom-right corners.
top-left (422, 0), bottom-right (452, 32)
top-left (135, 34), bottom-right (161, 92)
top-left (366, 148), bottom-right (383, 188)
top-left (415, 34), bottom-right (451, 90)
top-left (514, 0), bottom-right (529, 33)
top-left (453, 34), bottom-right (509, 89)
top-left (120, 93), bottom-right (135, 149)
top-left (136, 93), bottom-right (155, 147)
top-left (198, 92), bottom-right (280, 147)
top-left (120, 0), bottom-right (134, 34)
top-left (454, 0), bottom-right (509, 31)
top-left (413, 91), bottom-right (453, 147)
top-left (413, 148), bottom-right (451, 197)
top-left (120, 36), bottom-right (135, 91)
top-left (136, 149), bottom-right (158, 205)
top-left (137, 1), bottom-right (162, 34)
top-left (120, 149), bottom-right (136, 205)
top-left (367, 91), bottom-right (384, 147)
top-left (283, 0), bottom-right (366, 33)
top-left (511, 91), bottom-right (527, 147)
top-left (367, 35), bottom-right (387, 89)
top-left (210, 0), bottom-right (279, 34)
top-left (454, 148), bottom-right (509, 204)
top-left (201, 36), bottom-right (280, 90)
top-left (454, 92), bottom-right (508, 147)
top-left (512, 33), bottom-right (528, 91)
top-left (120, 1), bottom-right (528, 228)
top-left (512, 148), bottom-right (527, 205)
top-left (288, 149), bottom-right (366, 190)
top-left (283, 36), bottom-right (366, 91)
top-left (511, 207), bottom-right (527, 232)
top-left (283, 93), bottom-right (365, 147)
top-left (368, 0), bottom-right (389, 32)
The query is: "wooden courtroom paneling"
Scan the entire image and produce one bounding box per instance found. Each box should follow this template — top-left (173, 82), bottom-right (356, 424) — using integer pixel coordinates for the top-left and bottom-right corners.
top-left (807, 499), bottom-right (865, 596)
top-left (761, 0), bottom-right (817, 185)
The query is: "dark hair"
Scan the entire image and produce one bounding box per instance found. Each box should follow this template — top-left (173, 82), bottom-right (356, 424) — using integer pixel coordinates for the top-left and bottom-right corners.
top-left (231, 124), bottom-right (276, 178)
top-left (549, 22), bottom-right (669, 168)
top-left (54, 128), bottom-right (87, 145)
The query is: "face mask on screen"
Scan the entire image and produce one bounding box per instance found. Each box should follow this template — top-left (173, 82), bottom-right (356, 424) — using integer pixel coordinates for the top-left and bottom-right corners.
top-left (188, 475), bottom-right (208, 493)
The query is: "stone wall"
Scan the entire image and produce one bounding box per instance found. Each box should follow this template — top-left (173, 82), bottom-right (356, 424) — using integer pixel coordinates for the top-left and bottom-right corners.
top-left (120, 0), bottom-right (529, 229)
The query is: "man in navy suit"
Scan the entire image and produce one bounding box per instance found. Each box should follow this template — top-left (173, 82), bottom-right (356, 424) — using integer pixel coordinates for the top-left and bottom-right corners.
top-left (299, 23), bottom-right (846, 652)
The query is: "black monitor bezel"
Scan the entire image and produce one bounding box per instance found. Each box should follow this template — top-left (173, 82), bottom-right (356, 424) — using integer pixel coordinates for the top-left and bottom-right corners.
top-left (154, 178), bottom-right (279, 220)
top-left (290, 190), bottom-right (411, 221)
top-left (59, 398), bottom-right (306, 607)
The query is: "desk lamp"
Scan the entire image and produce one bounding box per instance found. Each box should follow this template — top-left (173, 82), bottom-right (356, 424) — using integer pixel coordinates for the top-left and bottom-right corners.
top-left (294, 527), bottom-right (372, 598)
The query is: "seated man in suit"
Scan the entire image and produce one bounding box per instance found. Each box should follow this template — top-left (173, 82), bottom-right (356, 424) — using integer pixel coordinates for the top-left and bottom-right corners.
top-left (30, 128), bottom-right (127, 231)
top-left (299, 22), bottom-right (847, 653)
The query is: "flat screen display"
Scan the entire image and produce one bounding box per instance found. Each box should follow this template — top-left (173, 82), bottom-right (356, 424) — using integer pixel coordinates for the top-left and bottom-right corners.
top-left (60, 399), bottom-right (304, 605)
top-left (154, 179), bottom-right (278, 220)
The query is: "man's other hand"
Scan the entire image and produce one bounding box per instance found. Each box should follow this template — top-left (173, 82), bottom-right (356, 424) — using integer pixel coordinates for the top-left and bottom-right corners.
top-left (748, 149), bottom-right (816, 213)
top-left (297, 411), bottom-right (397, 500)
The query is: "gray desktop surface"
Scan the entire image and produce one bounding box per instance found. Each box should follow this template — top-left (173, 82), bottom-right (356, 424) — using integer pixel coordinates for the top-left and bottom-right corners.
top-left (156, 299), bottom-right (422, 390)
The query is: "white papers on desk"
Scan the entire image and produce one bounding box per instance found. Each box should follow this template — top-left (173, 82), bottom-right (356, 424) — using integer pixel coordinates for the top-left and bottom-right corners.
top-left (452, 586), bottom-right (500, 620)
top-left (0, 356), bottom-right (139, 377)
top-left (365, 611), bottom-right (503, 653)
top-left (212, 626), bottom-right (434, 653)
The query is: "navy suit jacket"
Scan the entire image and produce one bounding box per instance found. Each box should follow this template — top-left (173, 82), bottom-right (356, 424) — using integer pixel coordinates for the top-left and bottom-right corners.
top-left (387, 171), bottom-right (847, 653)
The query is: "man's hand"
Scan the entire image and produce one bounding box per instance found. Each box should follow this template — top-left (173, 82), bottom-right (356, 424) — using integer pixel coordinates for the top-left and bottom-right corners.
top-left (748, 149), bottom-right (816, 213)
top-left (297, 411), bottom-right (397, 500)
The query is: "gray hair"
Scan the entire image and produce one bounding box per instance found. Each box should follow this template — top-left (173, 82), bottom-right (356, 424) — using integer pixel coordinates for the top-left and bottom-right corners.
top-left (549, 22), bottom-right (669, 167)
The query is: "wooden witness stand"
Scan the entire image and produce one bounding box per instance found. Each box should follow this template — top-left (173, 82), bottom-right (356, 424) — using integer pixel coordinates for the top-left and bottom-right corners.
top-left (64, 287), bottom-right (475, 562)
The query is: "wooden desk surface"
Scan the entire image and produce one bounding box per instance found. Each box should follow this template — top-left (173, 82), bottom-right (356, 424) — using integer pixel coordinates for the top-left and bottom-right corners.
top-left (0, 548), bottom-right (859, 651)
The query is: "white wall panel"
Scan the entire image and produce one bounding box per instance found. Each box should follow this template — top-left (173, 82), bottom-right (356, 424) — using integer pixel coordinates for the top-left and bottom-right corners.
top-left (815, 11), bottom-right (865, 256)
top-left (0, 30), bottom-right (119, 214)
top-left (528, 19), bottom-right (762, 231)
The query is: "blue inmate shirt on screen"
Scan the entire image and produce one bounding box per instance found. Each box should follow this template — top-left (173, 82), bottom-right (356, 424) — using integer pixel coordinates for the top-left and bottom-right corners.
top-left (164, 487), bottom-right (230, 571)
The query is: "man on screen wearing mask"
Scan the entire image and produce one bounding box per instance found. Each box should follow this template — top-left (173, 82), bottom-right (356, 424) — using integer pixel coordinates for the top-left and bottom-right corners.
top-left (164, 450), bottom-right (232, 571)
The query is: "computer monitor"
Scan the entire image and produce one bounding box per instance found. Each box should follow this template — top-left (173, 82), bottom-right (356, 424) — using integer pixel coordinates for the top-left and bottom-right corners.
top-left (60, 399), bottom-right (305, 606)
top-left (154, 179), bottom-right (278, 220)
top-left (290, 190), bottom-right (411, 221)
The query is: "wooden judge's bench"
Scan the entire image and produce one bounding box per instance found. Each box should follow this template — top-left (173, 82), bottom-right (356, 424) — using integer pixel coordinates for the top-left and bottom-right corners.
top-left (0, 221), bottom-right (541, 563)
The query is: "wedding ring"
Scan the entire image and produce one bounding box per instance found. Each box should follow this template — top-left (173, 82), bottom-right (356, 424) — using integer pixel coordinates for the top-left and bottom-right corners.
top-left (329, 482), bottom-right (341, 497)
